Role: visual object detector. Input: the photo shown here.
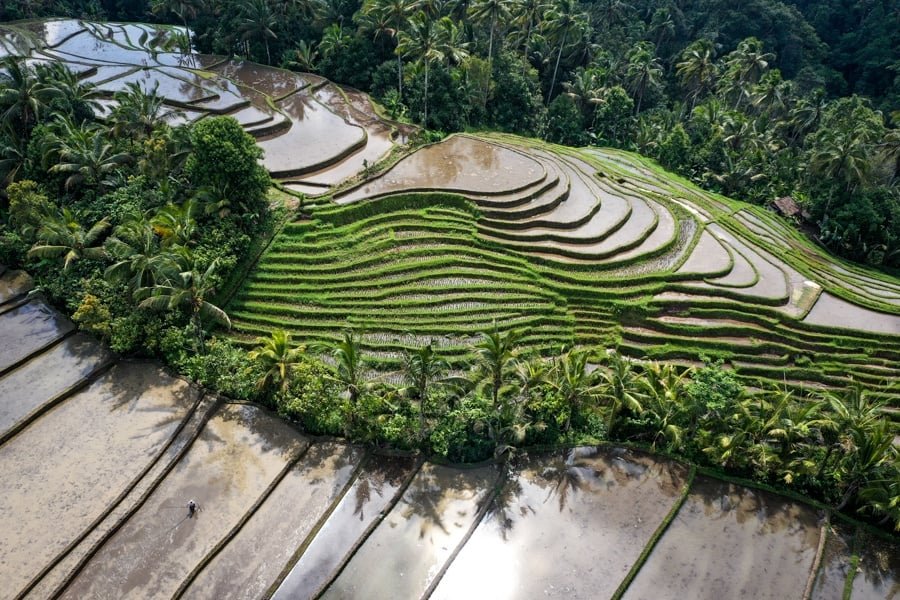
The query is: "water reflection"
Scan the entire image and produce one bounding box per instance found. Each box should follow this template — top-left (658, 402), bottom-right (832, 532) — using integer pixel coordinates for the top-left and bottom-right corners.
top-left (271, 455), bottom-right (417, 600)
top-left (432, 447), bottom-right (688, 600)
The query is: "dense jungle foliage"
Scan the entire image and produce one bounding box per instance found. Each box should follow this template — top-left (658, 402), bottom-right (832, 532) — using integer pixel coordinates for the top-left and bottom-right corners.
top-left (2, 0), bottom-right (899, 266)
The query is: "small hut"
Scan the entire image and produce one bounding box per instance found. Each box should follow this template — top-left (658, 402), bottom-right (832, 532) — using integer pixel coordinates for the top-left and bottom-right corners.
top-left (770, 196), bottom-right (810, 221)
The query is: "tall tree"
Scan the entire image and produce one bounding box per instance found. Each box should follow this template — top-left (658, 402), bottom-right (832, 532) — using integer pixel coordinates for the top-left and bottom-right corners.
top-left (596, 351), bottom-right (645, 436)
top-left (239, 0), bottom-right (278, 64)
top-left (676, 38), bottom-right (717, 112)
top-left (543, 0), bottom-right (587, 104)
top-left (105, 213), bottom-right (174, 295)
top-left (472, 326), bottom-right (521, 414)
top-left (136, 251), bottom-right (231, 349)
top-left (0, 58), bottom-right (62, 134)
top-left (625, 41), bottom-right (662, 114)
top-left (397, 12), bottom-right (444, 126)
top-left (49, 118), bottom-right (132, 192)
top-left (549, 348), bottom-right (600, 432)
top-left (361, 0), bottom-right (417, 101)
top-left (402, 342), bottom-right (450, 441)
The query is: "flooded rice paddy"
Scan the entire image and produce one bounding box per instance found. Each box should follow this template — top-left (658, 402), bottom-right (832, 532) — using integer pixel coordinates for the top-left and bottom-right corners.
top-left (0, 18), bottom-right (401, 188)
top-left (1, 303), bottom-right (895, 599)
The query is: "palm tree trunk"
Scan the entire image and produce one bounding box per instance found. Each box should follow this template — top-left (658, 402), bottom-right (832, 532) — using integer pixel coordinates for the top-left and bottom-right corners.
top-left (265, 39), bottom-right (272, 65)
top-left (547, 30), bottom-right (567, 104)
top-left (397, 53), bottom-right (403, 101)
top-left (424, 61), bottom-right (429, 127)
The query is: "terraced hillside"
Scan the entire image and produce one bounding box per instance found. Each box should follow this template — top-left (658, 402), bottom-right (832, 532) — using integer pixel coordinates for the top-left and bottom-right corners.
top-left (0, 18), bottom-right (407, 187)
top-left (232, 132), bottom-right (900, 402)
top-left (0, 278), bottom-right (897, 599)
top-left (4, 18), bottom-right (897, 400)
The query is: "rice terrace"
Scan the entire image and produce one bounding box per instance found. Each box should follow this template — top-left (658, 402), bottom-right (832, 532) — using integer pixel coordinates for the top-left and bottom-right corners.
top-left (1, 13), bottom-right (899, 600)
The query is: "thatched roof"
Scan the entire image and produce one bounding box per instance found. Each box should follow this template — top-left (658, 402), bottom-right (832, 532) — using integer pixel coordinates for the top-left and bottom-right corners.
top-left (772, 196), bottom-right (801, 217)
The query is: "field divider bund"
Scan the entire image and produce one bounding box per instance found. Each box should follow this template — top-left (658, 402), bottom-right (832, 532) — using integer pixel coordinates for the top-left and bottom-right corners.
top-left (265, 447), bottom-right (371, 599)
top-left (172, 436), bottom-right (314, 599)
top-left (803, 515), bottom-right (830, 600)
top-left (0, 354), bottom-right (116, 449)
top-left (309, 456), bottom-right (425, 599)
top-left (43, 392), bottom-right (223, 600)
top-left (0, 327), bottom-right (76, 380)
top-left (609, 464), bottom-right (697, 600)
top-left (420, 465), bottom-right (505, 599)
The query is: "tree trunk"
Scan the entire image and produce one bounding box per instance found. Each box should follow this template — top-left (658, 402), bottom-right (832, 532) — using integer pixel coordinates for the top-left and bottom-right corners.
top-left (265, 39), bottom-right (271, 65)
top-left (547, 30), bottom-right (567, 104)
top-left (424, 61), bottom-right (429, 127)
top-left (397, 53), bottom-right (403, 101)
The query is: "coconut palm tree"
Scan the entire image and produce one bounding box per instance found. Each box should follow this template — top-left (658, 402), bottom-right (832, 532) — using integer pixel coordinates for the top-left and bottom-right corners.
top-left (110, 82), bottom-right (168, 142)
top-left (720, 37), bottom-right (774, 110)
top-left (595, 351), bottom-right (645, 436)
top-left (549, 348), bottom-right (601, 432)
top-left (397, 12), bottom-right (445, 126)
top-left (640, 362), bottom-right (691, 450)
top-left (0, 58), bottom-right (63, 133)
top-left (542, 0), bottom-right (587, 103)
top-left (510, 0), bottom-right (550, 59)
top-left (104, 213), bottom-right (175, 295)
top-left (468, 0), bottom-right (514, 82)
top-left (286, 40), bottom-right (319, 72)
top-left (135, 251), bottom-right (231, 349)
top-left (49, 118), bottom-right (132, 192)
top-left (330, 331), bottom-right (365, 404)
top-left (27, 208), bottom-right (110, 270)
top-left (318, 23), bottom-right (349, 62)
top-left (402, 341), bottom-right (450, 441)
top-left (625, 41), bottom-right (662, 114)
top-left (361, 0), bottom-right (417, 100)
top-left (809, 129), bottom-right (875, 195)
top-left (151, 0), bottom-right (204, 51)
top-left (472, 325), bottom-right (521, 413)
top-left (239, 0), bottom-right (279, 64)
top-left (676, 38), bottom-right (716, 112)
top-left (0, 125), bottom-right (28, 185)
top-left (648, 7), bottom-right (675, 48)
top-left (36, 62), bottom-right (101, 122)
top-left (151, 200), bottom-right (198, 247)
top-left (248, 329), bottom-right (305, 395)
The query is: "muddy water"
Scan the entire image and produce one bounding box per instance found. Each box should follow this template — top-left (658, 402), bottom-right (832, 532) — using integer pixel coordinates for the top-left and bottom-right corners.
top-left (184, 442), bottom-right (364, 600)
top-left (623, 476), bottom-right (822, 600)
top-left (212, 61), bottom-right (313, 99)
top-left (0, 362), bottom-right (197, 597)
top-left (804, 292), bottom-right (900, 336)
top-left (811, 523), bottom-right (854, 599)
top-left (322, 463), bottom-right (498, 600)
top-left (432, 447), bottom-right (688, 600)
top-left (59, 402), bottom-right (306, 600)
top-left (0, 300), bottom-right (74, 371)
top-left (271, 455), bottom-right (418, 599)
top-left (96, 67), bottom-right (216, 104)
top-left (337, 136), bottom-right (544, 203)
top-left (0, 332), bottom-right (111, 438)
top-left (677, 229), bottom-right (732, 276)
top-left (260, 94), bottom-right (365, 176)
top-left (0, 268), bottom-right (32, 304)
top-left (852, 532), bottom-right (900, 599)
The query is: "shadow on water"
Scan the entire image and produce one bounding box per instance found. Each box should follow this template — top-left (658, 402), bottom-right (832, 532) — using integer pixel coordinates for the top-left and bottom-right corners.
top-left (854, 531), bottom-right (900, 598)
top-left (270, 455), bottom-right (417, 600)
top-left (0, 300), bottom-right (74, 371)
